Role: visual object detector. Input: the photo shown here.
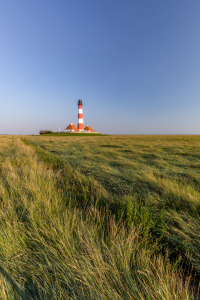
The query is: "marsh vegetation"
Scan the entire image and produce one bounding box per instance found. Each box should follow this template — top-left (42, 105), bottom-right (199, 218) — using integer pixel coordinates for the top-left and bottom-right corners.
top-left (0, 135), bottom-right (200, 299)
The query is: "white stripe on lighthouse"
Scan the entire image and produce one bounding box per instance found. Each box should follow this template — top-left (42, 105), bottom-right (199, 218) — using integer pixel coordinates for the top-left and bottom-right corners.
top-left (78, 109), bottom-right (82, 114)
top-left (78, 119), bottom-right (83, 123)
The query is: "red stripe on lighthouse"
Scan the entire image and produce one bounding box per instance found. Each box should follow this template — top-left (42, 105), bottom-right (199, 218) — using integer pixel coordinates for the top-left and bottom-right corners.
top-left (78, 124), bottom-right (84, 130)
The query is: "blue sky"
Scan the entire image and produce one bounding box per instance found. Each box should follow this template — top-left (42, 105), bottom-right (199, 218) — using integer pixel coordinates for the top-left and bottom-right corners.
top-left (0, 0), bottom-right (200, 134)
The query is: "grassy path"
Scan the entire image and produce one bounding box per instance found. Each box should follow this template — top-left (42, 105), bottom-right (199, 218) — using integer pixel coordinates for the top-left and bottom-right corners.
top-left (0, 136), bottom-right (195, 299)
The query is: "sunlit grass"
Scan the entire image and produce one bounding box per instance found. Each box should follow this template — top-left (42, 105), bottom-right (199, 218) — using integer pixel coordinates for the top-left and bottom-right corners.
top-left (0, 136), bottom-right (194, 299)
top-left (23, 135), bottom-right (200, 280)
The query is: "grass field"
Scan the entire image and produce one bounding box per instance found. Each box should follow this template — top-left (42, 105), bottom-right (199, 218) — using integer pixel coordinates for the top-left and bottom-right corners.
top-left (0, 135), bottom-right (200, 299)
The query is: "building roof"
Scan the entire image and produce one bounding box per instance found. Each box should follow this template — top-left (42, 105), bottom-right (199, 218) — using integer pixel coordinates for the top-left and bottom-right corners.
top-left (84, 125), bottom-right (94, 132)
top-left (65, 123), bottom-right (78, 131)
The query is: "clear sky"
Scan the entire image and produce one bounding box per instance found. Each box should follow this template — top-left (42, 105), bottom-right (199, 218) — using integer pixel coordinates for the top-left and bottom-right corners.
top-left (0, 0), bottom-right (200, 134)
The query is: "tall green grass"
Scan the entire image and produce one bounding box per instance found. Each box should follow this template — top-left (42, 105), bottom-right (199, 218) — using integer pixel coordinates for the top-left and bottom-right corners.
top-left (0, 136), bottom-right (193, 299)
top-left (23, 135), bottom-right (200, 277)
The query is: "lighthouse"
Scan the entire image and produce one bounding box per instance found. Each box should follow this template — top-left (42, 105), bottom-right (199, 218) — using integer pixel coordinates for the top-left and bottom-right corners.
top-left (64, 99), bottom-right (98, 133)
top-left (77, 99), bottom-right (84, 131)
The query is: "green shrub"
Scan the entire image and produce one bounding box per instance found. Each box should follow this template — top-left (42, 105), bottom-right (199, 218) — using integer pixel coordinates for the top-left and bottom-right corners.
top-left (39, 130), bottom-right (54, 134)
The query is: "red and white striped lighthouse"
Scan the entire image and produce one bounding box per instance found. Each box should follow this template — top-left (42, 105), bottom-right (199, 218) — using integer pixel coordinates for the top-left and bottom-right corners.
top-left (77, 99), bottom-right (84, 131)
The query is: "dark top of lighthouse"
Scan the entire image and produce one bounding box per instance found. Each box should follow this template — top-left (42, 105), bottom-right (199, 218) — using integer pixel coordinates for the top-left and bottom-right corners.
top-left (78, 99), bottom-right (82, 105)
